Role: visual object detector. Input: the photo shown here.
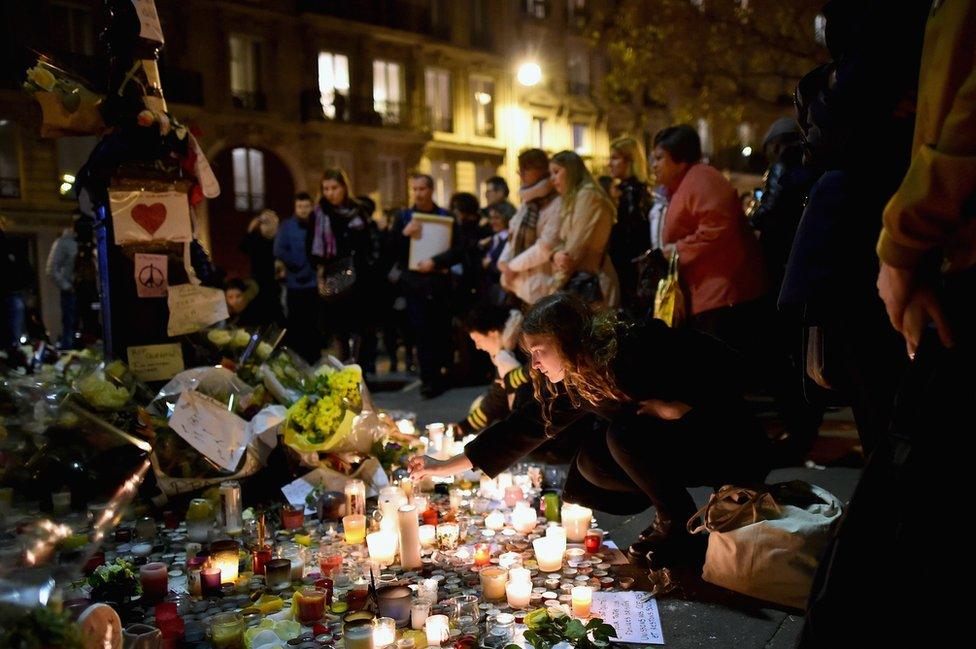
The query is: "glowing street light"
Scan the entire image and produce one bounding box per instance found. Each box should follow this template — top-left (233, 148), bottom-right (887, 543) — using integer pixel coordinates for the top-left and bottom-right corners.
top-left (517, 62), bottom-right (542, 87)
top-left (741, 146), bottom-right (753, 157)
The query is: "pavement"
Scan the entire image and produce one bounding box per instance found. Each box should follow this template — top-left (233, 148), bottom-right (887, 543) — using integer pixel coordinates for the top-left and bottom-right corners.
top-left (370, 375), bottom-right (861, 648)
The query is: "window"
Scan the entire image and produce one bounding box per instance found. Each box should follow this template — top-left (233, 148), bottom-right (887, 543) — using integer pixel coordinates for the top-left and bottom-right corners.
top-left (430, 161), bottom-right (455, 208)
top-left (525, 0), bottom-right (549, 18)
top-left (0, 120), bottom-right (20, 198)
top-left (373, 60), bottom-right (403, 125)
top-left (814, 14), bottom-right (827, 45)
top-left (56, 136), bottom-right (97, 198)
top-left (377, 156), bottom-right (405, 208)
top-left (231, 147), bottom-right (265, 211)
top-left (425, 68), bottom-right (453, 132)
top-left (50, 2), bottom-right (94, 56)
top-left (567, 0), bottom-right (587, 24)
top-left (572, 123), bottom-right (587, 154)
top-left (531, 117), bottom-right (546, 149)
top-left (430, 0), bottom-right (450, 37)
top-left (318, 52), bottom-right (350, 119)
top-left (323, 150), bottom-right (355, 184)
top-left (567, 51), bottom-right (590, 94)
top-left (471, 76), bottom-right (495, 138)
top-left (229, 34), bottom-right (264, 110)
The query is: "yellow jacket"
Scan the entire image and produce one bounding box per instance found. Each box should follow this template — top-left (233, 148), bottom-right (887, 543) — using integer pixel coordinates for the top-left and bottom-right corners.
top-left (877, 0), bottom-right (976, 272)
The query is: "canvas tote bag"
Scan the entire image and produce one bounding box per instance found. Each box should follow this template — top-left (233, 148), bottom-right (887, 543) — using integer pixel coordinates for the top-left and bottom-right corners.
top-left (687, 481), bottom-right (843, 609)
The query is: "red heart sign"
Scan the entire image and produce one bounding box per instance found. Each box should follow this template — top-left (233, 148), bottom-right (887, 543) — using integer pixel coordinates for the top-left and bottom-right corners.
top-left (131, 203), bottom-right (167, 235)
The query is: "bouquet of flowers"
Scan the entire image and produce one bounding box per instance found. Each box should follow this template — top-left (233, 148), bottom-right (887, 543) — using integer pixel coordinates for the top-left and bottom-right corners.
top-left (282, 364), bottom-right (365, 454)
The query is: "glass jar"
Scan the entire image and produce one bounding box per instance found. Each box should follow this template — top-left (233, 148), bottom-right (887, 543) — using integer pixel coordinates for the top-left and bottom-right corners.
top-left (210, 611), bottom-right (245, 649)
top-left (185, 498), bottom-right (214, 543)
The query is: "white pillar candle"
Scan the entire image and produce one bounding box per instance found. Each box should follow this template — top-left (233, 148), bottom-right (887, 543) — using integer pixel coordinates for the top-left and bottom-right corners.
top-left (425, 614), bottom-right (450, 647)
top-left (419, 525), bottom-right (436, 548)
top-left (506, 579), bottom-right (532, 609)
top-left (571, 586), bottom-right (593, 618)
top-left (498, 552), bottom-right (522, 570)
top-left (561, 504), bottom-right (593, 542)
top-left (546, 525), bottom-right (568, 556)
top-left (397, 505), bottom-right (422, 569)
top-left (366, 531), bottom-right (397, 567)
top-left (533, 536), bottom-right (564, 572)
top-left (479, 475), bottom-right (496, 499)
top-left (511, 503), bottom-right (538, 535)
top-left (484, 510), bottom-right (506, 531)
top-left (508, 567), bottom-right (531, 584)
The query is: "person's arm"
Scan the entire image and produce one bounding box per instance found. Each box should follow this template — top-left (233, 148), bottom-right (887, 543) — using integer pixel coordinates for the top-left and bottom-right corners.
top-left (273, 225), bottom-right (303, 272)
top-left (670, 176), bottom-right (741, 267)
top-left (46, 239), bottom-right (69, 290)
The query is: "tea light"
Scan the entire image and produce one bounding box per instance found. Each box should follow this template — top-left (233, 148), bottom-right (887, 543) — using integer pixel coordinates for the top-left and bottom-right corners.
top-left (511, 504), bottom-right (537, 535)
top-left (571, 586), bottom-right (592, 618)
top-left (366, 531), bottom-right (397, 567)
top-left (418, 525), bottom-right (436, 548)
top-left (344, 514), bottom-right (367, 544)
top-left (474, 543), bottom-right (491, 566)
top-left (373, 617), bottom-right (396, 648)
top-left (503, 486), bottom-right (524, 509)
top-left (210, 539), bottom-right (240, 582)
top-left (484, 511), bottom-right (505, 531)
top-left (533, 537), bottom-right (563, 572)
top-left (345, 479), bottom-right (367, 516)
top-left (139, 562), bottom-right (168, 603)
top-left (498, 552), bottom-right (522, 570)
top-left (561, 504), bottom-right (593, 542)
top-left (411, 599), bottom-right (431, 630)
top-left (425, 614), bottom-right (450, 647)
top-left (506, 579), bottom-right (532, 609)
top-left (480, 567), bottom-right (508, 601)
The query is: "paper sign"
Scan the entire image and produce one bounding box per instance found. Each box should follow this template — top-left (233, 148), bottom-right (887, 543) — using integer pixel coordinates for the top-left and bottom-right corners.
top-left (408, 213), bottom-right (454, 270)
top-left (132, 0), bottom-right (164, 44)
top-left (110, 189), bottom-right (192, 245)
top-left (590, 591), bottom-right (665, 645)
top-left (169, 390), bottom-right (247, 473)
top-left (134, 253), bottom-right (168, 297)
top-left (166, 283), bottom-right (229, 336)
top-left (281, 477), bottom-right (316, 512)
top-left (127, 342), bottom-right (184, 382)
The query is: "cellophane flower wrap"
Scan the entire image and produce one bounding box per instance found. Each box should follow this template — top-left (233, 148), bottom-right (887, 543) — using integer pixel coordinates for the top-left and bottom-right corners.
top-left (282, 360), bottom-right (368, 453)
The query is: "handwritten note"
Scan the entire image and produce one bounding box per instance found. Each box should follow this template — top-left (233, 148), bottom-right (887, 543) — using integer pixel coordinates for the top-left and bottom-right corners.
top-left (167, 284), bottom-right (229, 336)
top-left (590, 591), bottom-right (665, 645)
top-left (131, 0), bottom-right (164, 44)
top-left (110, 190), bottom-right (191, 245)
top-left (134, 252), bottom-right (168, 297)
top-left (168, 390), bottom-right (247, 473)
top-left (127, 342), bottom-right (184, 382)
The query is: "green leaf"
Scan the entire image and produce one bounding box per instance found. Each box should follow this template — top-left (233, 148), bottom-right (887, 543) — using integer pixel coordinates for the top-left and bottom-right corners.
top-left (597, 623), bottom-right (618, 639)
top-left (564, 619), bottom-right (587, 640)
top-left (585, 618), bottom-right (603, 631)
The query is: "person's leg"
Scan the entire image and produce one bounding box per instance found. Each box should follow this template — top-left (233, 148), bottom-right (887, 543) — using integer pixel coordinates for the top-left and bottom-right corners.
top-left (565, 417), bottom-right (652, 515)
top-left (60, 289), bottom-right (77, 350)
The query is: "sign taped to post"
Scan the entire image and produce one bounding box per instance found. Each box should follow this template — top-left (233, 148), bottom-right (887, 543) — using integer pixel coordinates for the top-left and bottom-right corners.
top-left (167, 283), bottom-right (228, 336)
top-left (127, 342), bottom-right (184, 382)
top-left (134, 252), bottom-right (168, 297)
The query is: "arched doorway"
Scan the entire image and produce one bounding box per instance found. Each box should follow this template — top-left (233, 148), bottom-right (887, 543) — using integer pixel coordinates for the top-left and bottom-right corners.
top-left (208, 145), bottom-right (295, 279)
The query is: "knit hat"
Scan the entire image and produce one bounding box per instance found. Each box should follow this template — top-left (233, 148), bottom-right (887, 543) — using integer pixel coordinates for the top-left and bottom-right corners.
top-left (763, 116), bottom-right (800, 148)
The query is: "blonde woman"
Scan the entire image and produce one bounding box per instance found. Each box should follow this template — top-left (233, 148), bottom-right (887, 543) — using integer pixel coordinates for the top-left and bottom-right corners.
top-left (549, 150), bottom-right (620, 307)
top-left (608, 137), bottom-right (655, 312)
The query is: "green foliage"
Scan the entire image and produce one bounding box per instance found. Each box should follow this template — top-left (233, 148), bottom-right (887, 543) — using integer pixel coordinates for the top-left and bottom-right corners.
top-left (507, 608), bottom-right (617, 649)
top-left (0, 607), bottom-right (83, 649)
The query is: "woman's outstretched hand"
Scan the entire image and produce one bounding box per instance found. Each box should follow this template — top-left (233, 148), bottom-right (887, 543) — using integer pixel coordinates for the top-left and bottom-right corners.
top-left (637, 398), bottom-right (692, 420)
top-left (408, 453), bottom-right (474, 479)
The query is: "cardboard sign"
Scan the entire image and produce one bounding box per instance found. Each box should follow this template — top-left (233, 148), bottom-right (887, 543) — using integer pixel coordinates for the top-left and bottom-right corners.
top-left (166, 283), bottom-right (229, 336)
top-left (169, 390), bottom-right (247, 473)
top-left (132, 0), bottom-right (164, 44)
top-left (127, 342), bottom-right (184, 382)
top-left (589, 591), bottom-right (664, 645)
top-left (134, 253), bottom-right (168, 297)
top-left (110, 189), bottom-right (192, 245)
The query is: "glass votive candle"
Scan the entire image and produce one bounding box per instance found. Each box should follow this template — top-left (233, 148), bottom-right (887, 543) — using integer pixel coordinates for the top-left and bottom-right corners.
top-left (411, 599), bottom-right (431, 630)
top-left (135, 516), bottom-right (156, 539)
top-left (503, 486), bottom-right (524, 509)
top-left (508, 567), bottom-right (531, 584)
top-left (505, 579), bottom-right (532, 609)
top-left (419, 525), bottom-right (436, 548)
top-left (366, 531), bottom-right (397, 567)
top-left (584, 529), bottom-right (604, 553)
top-left (473, 543), bottom-right (491, 567)
top-left (373, 616), bottom-right (396, 648)
top-left (211, 611), bottom-right (245, 649)
top-left (282, 544), bottom-right (305, 580)
top-left (377, 585), bottom-right (413, 627)
top-left (533, 537), bottom-right (564, 572)
top-left (488, 612), bottom-right (515, 644)
top-left (417, 578), bottom-right (438, 604)
top-left (484, 511), bottom-right (505, 531)
top-left (345, 479), bottom-right (367, 517)
top-left (425, 614), bottom-right (450, 647)
top-left (281, 504), bottom-right (305, 530)
top-left (498, 552), bottom-right (522, 570)
top-left (296, 587), bottom-right (327, 624)
top-left (344, 514), bottom-right (367, 544)
top-left (435, 523), bottom-right (459, 551)
top-left (265, 558), bottom-right (292, 590)
top-left (319, 548), bottom-right (343, 577)
top-left (201, 566), bottom-right (222, 596)
top-left (186, 498), bottom-right (214, 543)
top-left (139, 562), bottom-right (168, 603)
top-left (479, 567), bottom-right (508, 602)
top-left (448, 489), bottom-right (462, 512)
top-left (571, 586), bottom-right (593, 618)
top-left (344, 620), bottom-right (375, 649)
top-left (560, 504), bottom-right (593, 542)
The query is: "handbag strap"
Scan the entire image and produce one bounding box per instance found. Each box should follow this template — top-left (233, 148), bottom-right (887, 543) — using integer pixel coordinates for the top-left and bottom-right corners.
top-left (687, 485), bottom-right (779, 534)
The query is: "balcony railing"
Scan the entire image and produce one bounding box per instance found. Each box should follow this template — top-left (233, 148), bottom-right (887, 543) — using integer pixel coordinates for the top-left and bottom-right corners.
top-left (302, 92), bottom-right (429, 131)
top-left (231, 90), bottom-right (267, 111)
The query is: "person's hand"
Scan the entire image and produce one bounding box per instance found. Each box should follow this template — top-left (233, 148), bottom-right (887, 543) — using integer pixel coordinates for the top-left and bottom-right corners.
top-left (416, 259), bottom-right (435, 273)
top-left (497, 260), bottom-right (509, 273)
top-left (247, 217), bottom-right (261, 233)
top-left (501, 267), bottom-right (516, 285)
top-left (403, 221), bottom-right (423, 239)
top-left (637, 398), bottom-right (692, 420)
top-left (553, 251), bottom-right (573, 272)
top-left (407, 455), bottom-right (453, 479)
top-left (878, 262), bottom-right (953, 358)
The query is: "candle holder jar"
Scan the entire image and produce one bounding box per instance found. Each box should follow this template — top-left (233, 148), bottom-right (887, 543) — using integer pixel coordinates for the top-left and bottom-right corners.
top-left (343, 514), bottom-right (367, 545)
top-left (373, 616), bottom-right (397, 648)
top-left (296, 587), bottom-right (327, 624)
top-left (345, 479), bottom-right (367, 517)
top-left (584, 529), bottom-right (604, 553)
top-left (281, 504), bottom-right (305, 530)
top-left (265, 558), bottom-right (292, 590)
top-left (210, 611), bottom-right (245, 649)
top-left (186, 498), bottom-right (214, 543)
top-left (435, 523), bottom-right (459, 551)
top-left (344, 620), bottom-right (375, 649)
top-left (318, 548), bottom-right (343, 577)
top-left (411, 599), bottom-right (431, 630)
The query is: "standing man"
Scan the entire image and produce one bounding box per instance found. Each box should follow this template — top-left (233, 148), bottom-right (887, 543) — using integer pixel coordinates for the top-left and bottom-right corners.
top-left (46, 211), bottom-right (80, 350)
top-left (241, 208), bottom-right (283, 324)
top-left (274, 192), bottom-right (322, 363)
top-left (394, 173), bottom-right (453, 398)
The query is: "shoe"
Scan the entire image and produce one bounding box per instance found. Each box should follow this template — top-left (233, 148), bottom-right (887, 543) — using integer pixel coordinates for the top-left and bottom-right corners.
top-left (636, 515), bottom-right (681, 544)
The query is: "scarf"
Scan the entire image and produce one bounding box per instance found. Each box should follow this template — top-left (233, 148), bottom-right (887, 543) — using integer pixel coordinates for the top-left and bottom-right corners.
top-left (513, 177), bottom-right (557, 257)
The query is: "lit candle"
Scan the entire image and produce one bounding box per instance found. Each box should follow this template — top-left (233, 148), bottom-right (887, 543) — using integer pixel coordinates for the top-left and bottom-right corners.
top-left (419, 524), bottom-right (436, 548)
top-left (508, 567), bottom-right (531, 584)
top-left (411, 599), bottom-right (431, 630)
top-left (571, 586), bottom-right (593, 618)
top-left (345, 479), bottom-right (366, 516)
top-left (417, 578), bottom-right (438, 604)
top-left (479, 567), bottom-right (508, 602)
top-left (399, 478), bottom-right (414, 500)
top-left (561, 504), bottom-right (593, 542)
top-left (473, 543), bottom-right (491, 566)
top-left (425, 614), bottom-right (450, 647)
top-left (511, 503), bottom-right (538, 535)
top-left (373, 617), bottom-right (396, 648)
top-left (504, 486), bottom-right (524, 508)
top-left (397, 505), bottom-right (423, 570)
top-left (397, 419), bottom-right (416, 435)
top-left (201, 566), bottom-right (221, 596)
top-left (479, 475), bottom-right (496, 499)
top-left (484, 510), bottom-right (506, 531)
top-left (435, 523), bottom-right (459, 551)
top-left (506, 579), bottom-right (532, 609)
top-left (584, 528), bottom-right (604, 553)
top-left (533, 536), bottom-right (564, 572)
top-left (498, 552), bottom-right (522, 570)
top-left (412, 495), bottom-right (429, 514)
top-left (139, 562), bottom-right (168, 603)
top-left (344, 623), bottom-right (374, 649)
top-left (448, 489), bottom-right (462, 512)
top-left (366, 531), bottom-right (397, 567)
top-left (210, 539), bottom-right (240, 582)
top-left (496, 472), bottom-right (513, 490)
top-left (426, 423), bottom-right (445, 455)
top-left (343, 514), bottom-right (367, 544)
top-left (546, 525), bottom-right (568, 556)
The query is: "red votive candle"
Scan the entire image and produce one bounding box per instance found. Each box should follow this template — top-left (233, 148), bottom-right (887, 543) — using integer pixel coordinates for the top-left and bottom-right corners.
top-left (314, 578), bottom-right (334, 605)
top-left (584, 528), bottom-right (604, 553)
top-left (281, 504), bottom-right (305, 530)
top-left (252, 546), bottom-right (272, 576)
top-left (139, 562), bottom-right (168, 603)
top-left (422, 507), bottom-right (439, 525)
top-left (201, 566), bottom-right (222, 596)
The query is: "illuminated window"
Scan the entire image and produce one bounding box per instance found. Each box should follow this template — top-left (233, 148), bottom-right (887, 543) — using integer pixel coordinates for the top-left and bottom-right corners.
top-left (572, 123), bottom-right (587, 154)
top-left (318, 52), bottom-right (350, 119)
top-left (373, 60), bottom-right (403, 125)
top-left (425, 68), bottom-right (453, 132)
top-left (229, 34), bottom-right (264, 109)
top-left (231, 147), bottom-right (265, 212)
top-left (471, 76), bottom-right (495, 137)
top-left (531, 117), bottom-right (546, 149)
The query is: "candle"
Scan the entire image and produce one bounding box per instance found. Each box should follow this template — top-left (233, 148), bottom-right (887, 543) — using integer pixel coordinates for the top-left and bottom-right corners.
top-left (344, 514), bottom-right (367, 544)
top-left (418, 525), bottom-right (436, 548)
top-left (543, 492), bottom-right (561, 523)
top-left (186, 557), bottom-right (205, 597)
top-left (265, 558), bottom-right (292, 590)
top-left (561, 504), bottom-right (593, 542)
top-left (546, 525), bottom-right (568, 556)
top-left (397, 505), bottom-right (422, 569)
top-left (396, 419), bottom-right (415, 435)
top-left (411, 599), bottom-right (431, 630)
top-left (377, 585), bottom-right (413, 627)
top-left (281, 504), bottom-right (305, 530)
top-left (448, 489), bottom-right (462, 512)
top-left (319, 548), bottom-right (343, 577)
top-left (135, 516), bottom-right (156, 539)
top-left (508, 567), bottom-right (531, 584)
top-left (399, 478), bottom-right (414, 500)
top-left (484, 510), bottom-right (505, 531)
top-left (296, 587), bottom-right (327, 624)
top-left (533, 537), bottom-right (564, 572)
top-left (282, 544), bottom-right (305, 580)
top-left (201, 566), bottom-right (222, 596)
top-left (411, 495), bottom-right (429, 514)
top-left (426, 423), bottom-right (445, 455)
top-left (373, 617), bottom-right (396, 648)
top-left (425, 614), bottom-right (450, 647)
top-left (417, 578), bottom-right (438, 604)
top-left (473, 543), bottom-right (491, 567)
top-left (479, 475), bottom-right (496, 499)
top-left (479, 567), bottom-right (508, 602)
top-left (505, 579), bottom-right (531, 609)
top-left (422, 506), bottom-right (439, 526)
top-left (210, 540), bottom-right (240, 583)
top-left (511, 503), bottom-right (537, 535)
top-left (186, 498), bottom-right (214, 542)
top-left (344, 622), bottom-right (375, 649)
top-left (503, 486), bottom-right (524, 508)
top-left (496, 472), bottom-right (513, 490)
top-left (345, 479), bottom-right (367, 516)
top-left (584, 528), bottom-right (604, 553)
top-left (218, 480), bottom-right (243, 534)
top-left (435, 523), bottom-right (459, 551)
top-left (366, 531), bottom-right (397, 567)
top-left (210, 611), bottom-right (244, 649)
top-left (498, 552), bottom-right (522, 570)
top-left (139, 562), bottom-right (168, 603)
top-left (571, 586), bottom-right (593, 618)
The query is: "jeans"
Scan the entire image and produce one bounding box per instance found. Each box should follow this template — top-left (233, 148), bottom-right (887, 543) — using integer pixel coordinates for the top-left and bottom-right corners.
top-left (1, 292), bottom-right (25, 348)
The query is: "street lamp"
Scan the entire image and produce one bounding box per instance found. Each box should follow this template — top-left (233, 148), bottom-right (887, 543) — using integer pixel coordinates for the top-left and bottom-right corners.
top-left (517, 62), bottom-right (542, 87)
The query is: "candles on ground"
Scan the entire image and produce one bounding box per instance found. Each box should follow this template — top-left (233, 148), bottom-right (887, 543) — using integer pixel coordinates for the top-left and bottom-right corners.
top-left (448, 489), bottom-right (462, 512)
top-left (186, 498), bottom-right (215, 542)
top-left (572, 586), bottom-right (593, 618)
top-left (343, 514), bottom-right (367, 544)
top-left (496, 472), bottom-right (513, 491)
top-left (585, 528), bottom-right (604, 553)
top-left (210, 611), bottom-right (245, 649)
top-left (561, 504), bottom-right (593, 542)
top-left (411, 495), bottom-right (429, 515)
top-left (377, 585), bottom-right (413, 627)
top-left (344, 622), bottom-right (375, 649)
top-left (504, 486), bottom-right (524, 508)
top-left (366, 531), bottom-right (397, 567)
top-left (281, 544), bottom-right (305, 580)
top-left (425, 614), bottom-right (450, 647)
top-left (435, 523), bottom-right (459, 551)
top-left (508, 567), bottom-right (531, 584)
top-left (506, 579), bottom-right (532, 609)
top-left (498, 552), bottom-right (522, 570)
top-left (479, 475), bottom-right (496, 499)
top-left (473, 543), bottom-right (491, 566)
top-left (411, 599), bottom-right (431, 630)
top-left (417, 578), bottom-right (438, 604)
top-left (533, 536), bottom-right (564, 572)
top-left (186, 557), bottom-right (205, 597)
top-left (201, 566), bottom-right (222, 596)
top-left (210, 539), bottom-right (240, 583)
top-left (397, 505), bottom-right (422, 569)
top-left (281, 504), bottom-right (305, 530)
top-left (511, 503), bottom-right (538, 535)
top-left (296, 587), bottom-right (327, 624)
top-left (396, 418), bottom-right (415, 436)
top-left (418, 525), bottom-right (436, 548)
top-left (479, 567), bottom-right (508, 602)
top-left (265, 558), bottom-right (292, 590)
top-left (219, 480), bottom-right (244, 534)
top-left (345, 479), bottom-right (367, 517)
top-left (484, 510), bottom-right (505, 531)
top-left (426, 423), bottom-right (445, 455)
top-left (373, 617), bottom-right (396, 648)
top-left (139, 562), bottom-right (168, 603)
top-left (546, 525), bottom-right (568, 555)
top-left (135, 516), bottom-right (156, 539)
